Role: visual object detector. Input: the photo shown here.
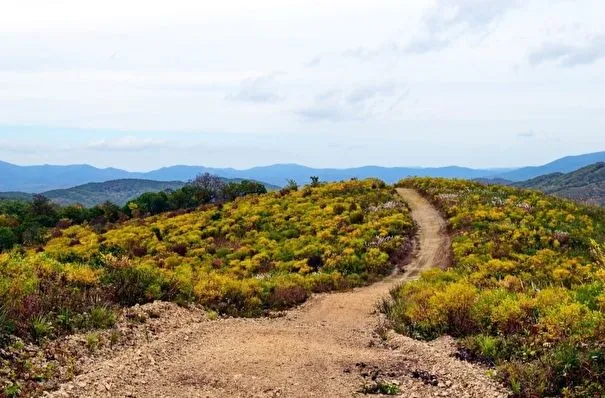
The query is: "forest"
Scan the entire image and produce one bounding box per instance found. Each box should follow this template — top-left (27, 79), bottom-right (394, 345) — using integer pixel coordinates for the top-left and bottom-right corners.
top-left (387, 178), bottom-right (605, 397)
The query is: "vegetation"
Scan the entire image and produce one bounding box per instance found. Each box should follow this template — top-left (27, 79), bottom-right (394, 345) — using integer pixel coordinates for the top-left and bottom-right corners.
top-left (514, 162), bottom-right (605, 206)
top-left (0, 174), bottom-right (269, 253)
top-left (387, 178), bottom-right (605, 397)
top-left (39, 179), bottom-right (187, 207)
top-left (0, 178), bottom-right (413, 339)
top-left (0, 177), bottom-right (278, 208)
top-left (0, 178), bottom-right (415, 394)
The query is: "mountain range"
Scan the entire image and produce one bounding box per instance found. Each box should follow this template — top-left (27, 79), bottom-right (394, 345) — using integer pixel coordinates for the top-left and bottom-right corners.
top-left (1, 150), bottom-right (604, 193)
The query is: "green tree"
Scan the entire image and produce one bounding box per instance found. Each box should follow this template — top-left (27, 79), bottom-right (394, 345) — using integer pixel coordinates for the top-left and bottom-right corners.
top-left (0, 227), bottom-right (16, 251)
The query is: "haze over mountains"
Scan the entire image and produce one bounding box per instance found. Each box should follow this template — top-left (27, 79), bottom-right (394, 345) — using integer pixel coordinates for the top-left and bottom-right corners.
top-left (1, 151), bottom-right (604, 194)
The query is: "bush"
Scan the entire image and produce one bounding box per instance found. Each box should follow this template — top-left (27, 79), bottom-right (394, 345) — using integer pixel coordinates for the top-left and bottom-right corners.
top-left (266, 285), bottom-right (309, 310)
top-left (171, 243), bottom-right (187, 256)
top-left (30, 316), bottom-right (54, 342)
top-left (349, 211), bottom-right (364, 224)
top-left (88, 306), bottom-right (116, 329)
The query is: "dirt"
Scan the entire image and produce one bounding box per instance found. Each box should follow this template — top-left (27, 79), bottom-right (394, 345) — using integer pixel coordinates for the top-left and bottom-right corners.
top-left (47, 188), bottom-right (508, 398)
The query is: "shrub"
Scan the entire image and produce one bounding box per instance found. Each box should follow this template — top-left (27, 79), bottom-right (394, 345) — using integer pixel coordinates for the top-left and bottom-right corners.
top-left (30, 316), bottom-right (54, 342)
top-left (88, 306), bottom-right (116, 329)
top-left (306, 254), bottom-right (323, 271)
top-left (267, 285), bottom-right (309, 310)
top-left (171, 243), bottom-right (187, 256)
top-left (349, 211), bottom-right (364, 224)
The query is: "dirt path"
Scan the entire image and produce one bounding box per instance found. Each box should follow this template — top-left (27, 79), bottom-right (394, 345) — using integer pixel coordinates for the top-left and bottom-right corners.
top-left (50, 189), bottom-right (507, 398)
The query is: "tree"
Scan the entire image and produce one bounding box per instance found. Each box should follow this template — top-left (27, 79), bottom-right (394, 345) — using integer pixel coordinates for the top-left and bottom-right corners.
top-left (27, 194), bottom-right (58, 227)
top-left (135, 192), bottom-right (170, 215)
top-left (190, 173), bottom-right (226, 202)
top-left (286, 179), bottom-right (298, 191)
top-left (310, 176), bottom-right (320, 187)
top-left (0, 227), bottom-right (16, 251)
top-left (222, 180), bottom-right (267, 201)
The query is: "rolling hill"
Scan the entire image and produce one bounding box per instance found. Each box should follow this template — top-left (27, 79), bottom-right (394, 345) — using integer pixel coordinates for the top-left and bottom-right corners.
top-left (0, 178), bottom-right (280, 207)
top-left (42, 179), bottom-right (186, 207)
top-left (513, 162), bottom-right (605, 206)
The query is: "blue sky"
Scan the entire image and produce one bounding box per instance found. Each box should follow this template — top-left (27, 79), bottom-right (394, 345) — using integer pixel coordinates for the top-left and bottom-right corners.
top-left (1, 0), bottom-right (604, 171)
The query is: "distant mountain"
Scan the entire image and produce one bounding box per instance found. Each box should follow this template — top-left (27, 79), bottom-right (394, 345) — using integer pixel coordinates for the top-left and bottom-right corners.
top-left (1, 150), bottom-right (603, 192)
top-left (145, 163), bottom-right (508, 187)
top-left (0, 160), bottom-right (506, 191)
top-left (493, 151), bottom-right (605, 182)
top-left (514, 162), bottom-right (605, 206)
top-left (0, 160), bottom-right (131, 192)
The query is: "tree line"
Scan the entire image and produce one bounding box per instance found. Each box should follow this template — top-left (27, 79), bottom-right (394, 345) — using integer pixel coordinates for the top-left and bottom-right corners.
top-left (0, 174), bottom-right (266, 252)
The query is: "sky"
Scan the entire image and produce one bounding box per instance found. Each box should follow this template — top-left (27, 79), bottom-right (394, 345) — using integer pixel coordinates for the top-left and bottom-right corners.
top-left (0, 0), bottom-right (604, 171)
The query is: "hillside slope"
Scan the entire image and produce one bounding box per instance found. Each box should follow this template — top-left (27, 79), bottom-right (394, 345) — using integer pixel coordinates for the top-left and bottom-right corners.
top-left (1, 179), bottom-right (421, 396)
top-left (42, 179), bottom-right (186, 207)
top-left (392, 178), bottom-right (605, 397)
top-left (494, 150), bottom-right (605, 181)
top-left (49, 189), bottom-right (507, 398)
top-left (514, 162), bottom-right (605, 206)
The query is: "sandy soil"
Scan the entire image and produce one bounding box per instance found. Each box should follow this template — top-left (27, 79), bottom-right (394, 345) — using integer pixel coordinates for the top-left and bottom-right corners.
top-left (48, 188), bottom-right (508, 398)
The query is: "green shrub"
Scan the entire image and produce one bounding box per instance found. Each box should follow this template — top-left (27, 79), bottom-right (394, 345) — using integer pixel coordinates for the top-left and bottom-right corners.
top-left (30, 316), bottom-right (54, 342)
top-left (349, 211), bottom-right (364, 224)
top-left (88, 306), bottom-right (116, 329)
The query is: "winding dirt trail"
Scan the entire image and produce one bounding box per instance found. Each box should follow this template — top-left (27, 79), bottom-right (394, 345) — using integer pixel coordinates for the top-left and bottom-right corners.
top-left (50, 189), bottom-right (507, 398)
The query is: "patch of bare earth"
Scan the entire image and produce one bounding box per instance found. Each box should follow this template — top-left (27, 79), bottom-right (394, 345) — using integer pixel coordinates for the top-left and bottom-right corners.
top-left (47, 189), bottom-right (508, 398)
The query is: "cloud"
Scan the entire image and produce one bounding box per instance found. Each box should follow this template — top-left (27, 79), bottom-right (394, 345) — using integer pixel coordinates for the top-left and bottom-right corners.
top-left (295, 106), bottom-right (360, 123)
top-left (528, 34), bottom-right (605, 67)
top-left (226, 72), bottom-right (284, 103)
top-left (517, 131), bottom-right (535, 138)
top-left (341, 47), bottom-right (381, 61)
top-left (405, 0), bottom-right (521, 54)
top-left (305, 55), bottom-right (323, 67)
top-left (85, 136), bottom-right (169, 151)
top-left (347, 82), bottom-right (397, 104)
top-left (296, 82), bottom-right (407, 122)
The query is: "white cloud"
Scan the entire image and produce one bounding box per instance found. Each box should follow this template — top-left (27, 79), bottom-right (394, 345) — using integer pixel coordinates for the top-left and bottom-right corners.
top-left (226, 72), bottom-right (285, 103)
top-left (529, 34), bottom-right (605, 67)
top-left (85, 136), bottom-right (170, 151)
top-left (404, 0), bottom-right (522, 53)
